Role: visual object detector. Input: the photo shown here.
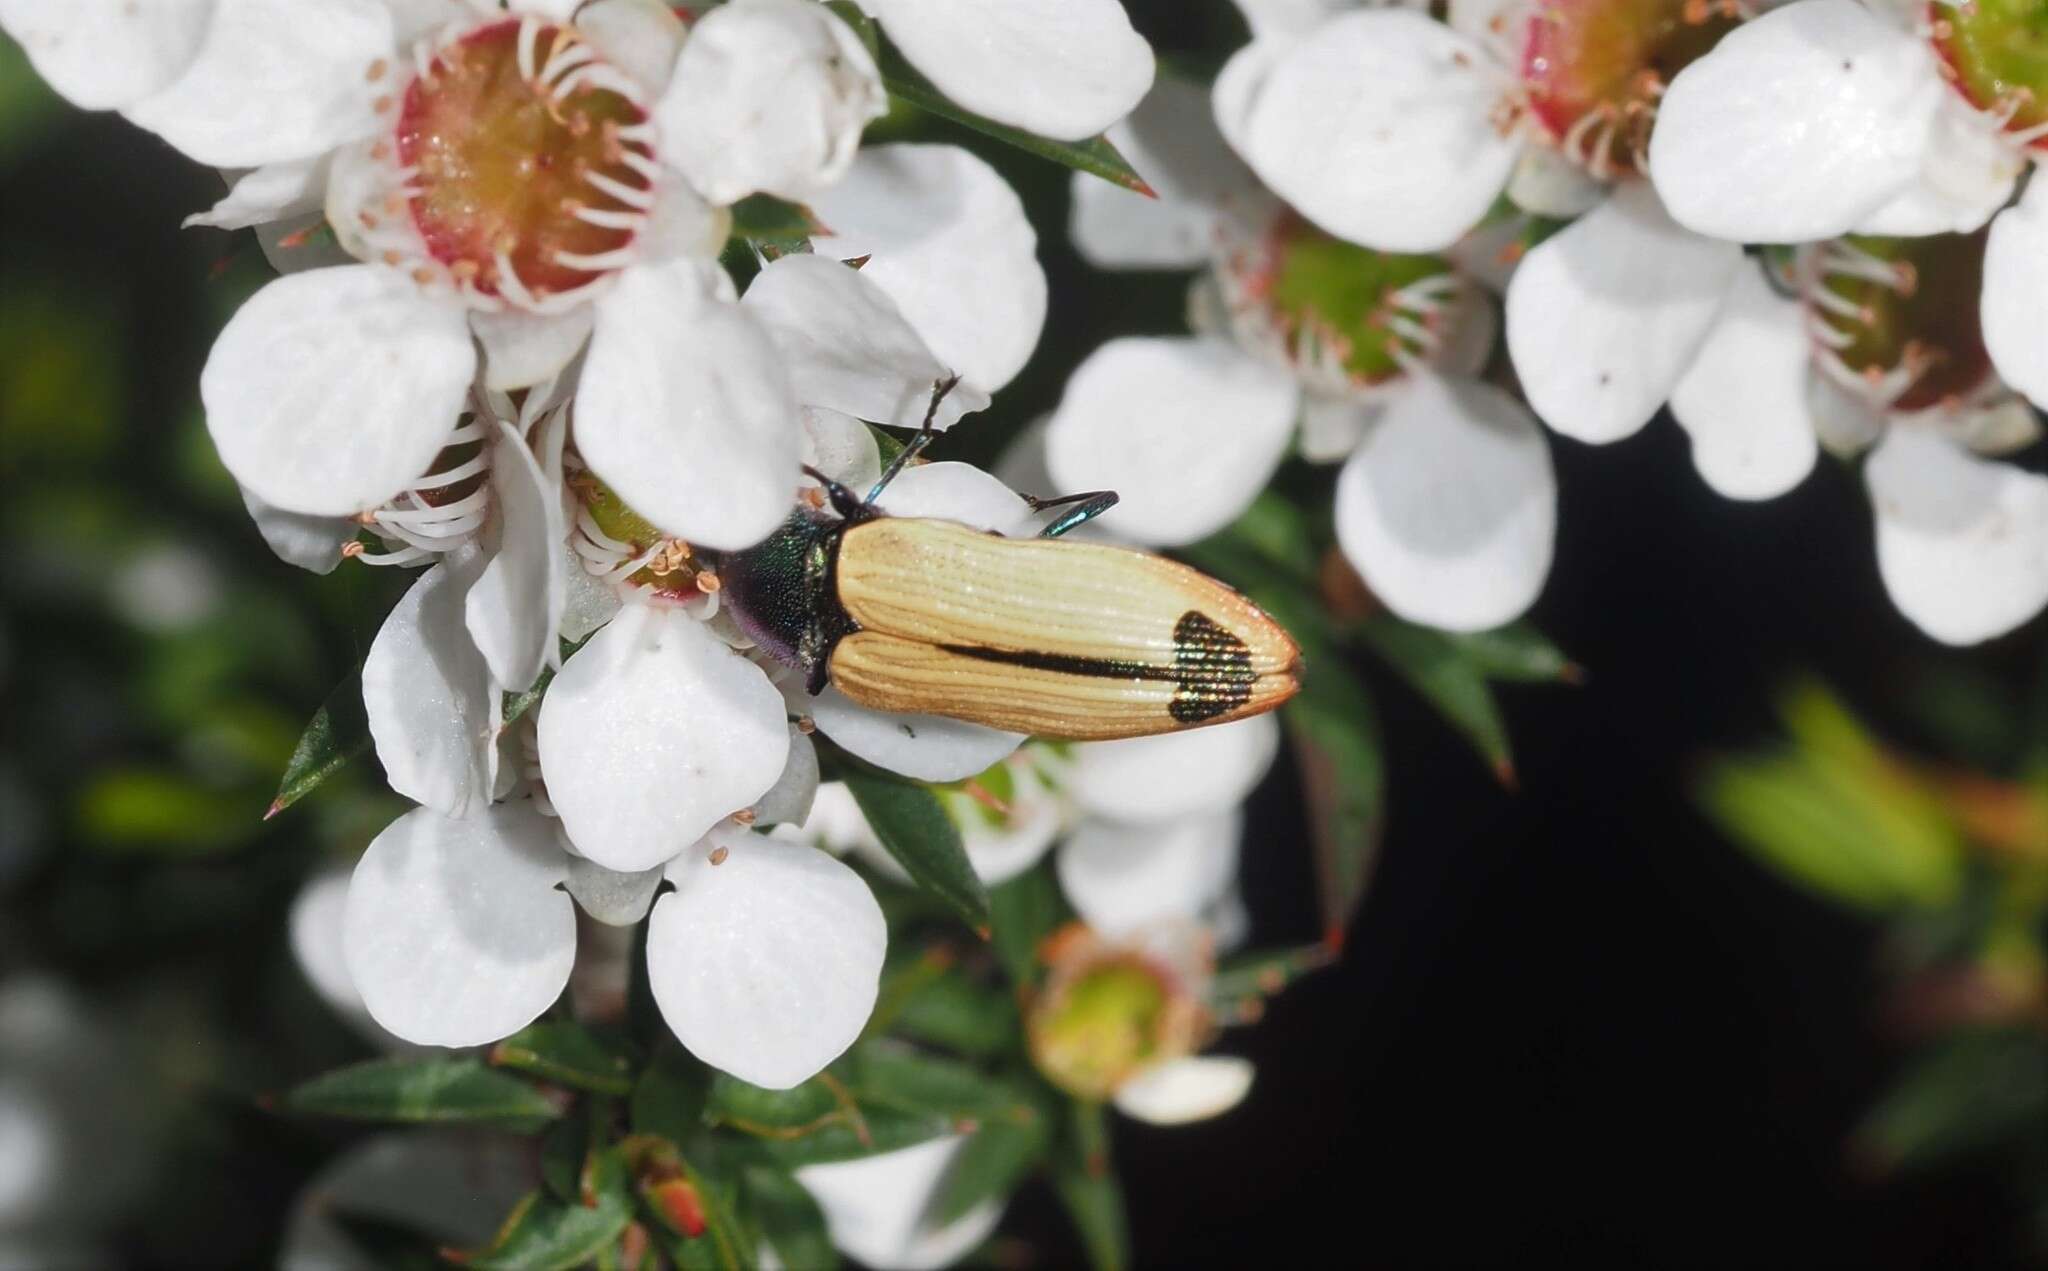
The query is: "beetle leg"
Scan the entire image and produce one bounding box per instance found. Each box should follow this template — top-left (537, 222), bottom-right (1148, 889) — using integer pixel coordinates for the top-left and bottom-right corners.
top-left (1027, 489), bottom-right (1121, 539)
top-left (865, 373), bottom-right (962, 504)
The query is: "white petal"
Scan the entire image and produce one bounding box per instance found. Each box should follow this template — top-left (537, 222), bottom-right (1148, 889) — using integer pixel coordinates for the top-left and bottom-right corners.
top-left (809, 144), bottom-right (1047, 393)
top-left (1854, 99), bottom-right (2021, 235)
top-left (1071, 75), bottom-right (1253, 270)
top-left (1295, 394), bottom-right (1378, 465)
top-left (575, 0), bottom-right (685, 96)
top-left (795, 1135), bottom-right (1004, 1271)
top-left (343, 803), bottom-right (576, 1048)
top-left (796, 679), bottom-right (1025, 783)
top-left (1111, 1055), bottom-right (1254, 1126)
top-left (648, 827), bottom-right (885, 1088)
top-left (657, 0), bottom-right (882, 204)
top-left (1985, 188), bottom-right (2048, 412)
top-left (801, 406), bottom-right (883, 490)
top-left (466, 420), bottom-right (567, 693)
top-left (779, 780), bottom-right (884, 857)
top-left (364, 552), bottom-right (496, 817)
top-left (202, 265), bottom-right (474, 516)
top-left (1069, 714), bottom-right (1279, 825)
top-left (872, 460), bottom-right (1037, 536)
top-left (238, 485), bottom-right (351, 574)
top-left (1335, 375), bottom-right (1555, 631)
top-left (753, 724), bottom-right (821, 827)
top-left (1506, 184), bottom-right (1743, 444)
top-left (1219, 10), bottom-right (1513, 252)
top-left (579, 258), bottom-right (800, 549)
top-left (1504, 145), bottom-right (1607, 220)
top-left (280, 1133), bottom-right (534, 1271)
top-left (183, 156), bottom-right (327, 230)
top-left (1808, 372), bottom-right (1887, 457)
top-left (1045, 336), bottom-right (1297, 547)
top-left (471, 308), bottom-right (593, 393)
top-left (1231, 0), bottom-right (1353, 40)
top-left (1670, 266), bottom-right (1818, 500)
top-left (1648, 0), bottom-right (1943, 243)
top-left (124, 0), bottom-right (390, 167)
top-left (563, 855), bottom-right (664, 927)
top-left (1866, 428), bottom-right (2048, 645)
top-left (1939, 393), bottom-right (2043, 456)
top-left (289, 865), bottom-right (374, 1032)
top-left (539, 605), bottom-right (791, 871)
top-left (559, 551), bottom-right (625, 643)
top-left (743, 254), bottom-right (990, 429)
top-left (866, 0), bottom-right (1153, 141)
top-left (0, 0), bottom-right (213, 111)
top-left (1057, 810), bottom-right (1242, 936)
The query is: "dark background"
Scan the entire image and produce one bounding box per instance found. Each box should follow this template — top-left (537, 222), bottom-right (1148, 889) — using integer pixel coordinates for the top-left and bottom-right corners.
top-left (2, 3), bottom-right (2039, 1266)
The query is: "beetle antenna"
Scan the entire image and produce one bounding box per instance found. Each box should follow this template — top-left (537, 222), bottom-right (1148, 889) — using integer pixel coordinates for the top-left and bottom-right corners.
top-left (1026, 489), bottom-right (1120, 539)
top-left (866, 373), bottom-right (962, 504)
top-left (803, 465), bottom-right (867, 519)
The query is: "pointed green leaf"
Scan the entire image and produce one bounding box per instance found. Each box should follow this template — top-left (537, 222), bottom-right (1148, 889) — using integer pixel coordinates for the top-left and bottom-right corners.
top-left (988, 865), bottom-right (1072, 987)
top-left (931, 1112), bottom-right (1050, 1227)
top-left (282, 1057), bottom-right (560, 1131)
top-left (706, 1072), bottom-right (844, 1134)
top-left (742, 1166), bottom-right (839, 1271)
top-left (490, 1021), bottom-right (636, 1096)
top-left (270, 667), bottom-right (368, 816)
top-left (1285, 653), bottom-right (1386, 946)
top-left (844, 770), bottom-right (990, 929)
top-left (873, 35), bottom-right (1150, 194)
top-left (848, 1041), bottom-right (1035, 1124)
top-left (631, 1047), bottom-right (709, 1142)
top-left (1854, 1030), bottom-right (2048, 1174)
top-left (1443, 622), bottom-right (1578, 683)
top-left (1358, 616), bottom-right (1514, 782)
top-left (465, 1187), bottom-right (633, 1271)
top-left (1210, 945), bottom-right (1336, 1010)
top-left (730, 193), bottom-right (823, 254)
top-left (888, 966), bottom-right (1022, 1058)
top-left (1052, 1099), bottom-right (1127, 1271)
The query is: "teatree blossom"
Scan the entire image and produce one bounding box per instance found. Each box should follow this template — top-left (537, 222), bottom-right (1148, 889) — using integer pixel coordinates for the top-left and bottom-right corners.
top-left (0, 0), bottom-right (889, 553)
top-left (1646, 0), bottom-right (2048, 416)
top-left (1052, 76), bottom-right (1555, 633)
top-left (1649, 236), bottom-right (2048, 645)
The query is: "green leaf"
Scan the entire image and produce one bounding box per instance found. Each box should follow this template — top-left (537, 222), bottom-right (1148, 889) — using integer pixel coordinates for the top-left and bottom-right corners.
top-left (75, 768), bottom-right (257, 858)
top-left (889, 967), bottom-right (1022, 1058)
top-left (631, 1047), bottom-right (709, 1143)
top-left (1443, 622), bottom-right (1578, 683)
top-left (464, 1187), bottom-right (633, 1271)
top-left (660, 1149), bottom-right (757, 1271)
top-left (1210, 945), bottom-right (1335, 1011)
top-left (1284, 653), bottom-right (1386, 946)
top-left (705, 1072), bottom-right (844, 1134)
top-left (844, 769), bottom-right (991, 930)
top-left (741, 1166), bottom-right (839, 1271)
top-left (872, 34), bottom-right (1150, 194)
top-left (1854, 1030), bottom-right (2048, 1174)
top-left (748, 1105), bottom-right (956, 1168)
top-left (1357, 616), bottom-right (1515, 783)
top-left (988, 865), bottom-right (1072, 987)
top-left (282, 1057), bottom-right (560, 1132)
top-left (729, 193), bottom-right (822, 256)
top-left (539, 1116), bottom-right (586, 1204)
top-left (931, 1113), bottom-right (1050, 1227)
top-left (269, 667), bottom-right (369, 817)
top-left (1051, 1100), bottom-right (1128, 1271)
top-left (490, 1022), bottom-right (636, 1096)
top-left (847, 1041), bottom-right (1035, 1124)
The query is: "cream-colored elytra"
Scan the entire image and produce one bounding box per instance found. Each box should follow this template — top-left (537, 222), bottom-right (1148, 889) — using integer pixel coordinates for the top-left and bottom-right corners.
top-left (828, 519), bottom-right (1301, 740)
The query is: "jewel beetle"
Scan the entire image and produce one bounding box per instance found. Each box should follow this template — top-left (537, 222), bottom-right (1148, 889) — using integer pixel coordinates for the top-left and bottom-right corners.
top-left (711, 381), bottom-right (1302, 741)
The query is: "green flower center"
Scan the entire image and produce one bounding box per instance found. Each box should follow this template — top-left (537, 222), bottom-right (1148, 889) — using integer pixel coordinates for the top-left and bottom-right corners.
top-left (575, 472), bottom-right (701, 594)
top-left (1520, 0), bottom-right (1742, 177)
top-left (398, 18), bottom-right (654, 303)
top-left (1808, 230), bottom-right (1992, 413)
top-left (1932, 0), bottom-right (2048, 146)
top-left (1029, 958), bottom-right (1172, 1101)
top-left (1245, 213), bottom-right (1458, 387)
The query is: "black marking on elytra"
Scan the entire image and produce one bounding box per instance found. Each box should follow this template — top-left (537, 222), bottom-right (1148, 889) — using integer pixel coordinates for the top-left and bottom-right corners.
top-left (940, 610), bottom-right (1255, 724)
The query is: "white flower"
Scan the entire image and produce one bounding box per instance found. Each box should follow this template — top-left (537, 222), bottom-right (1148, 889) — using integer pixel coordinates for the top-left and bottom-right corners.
top-left (793, 1134), bottom-right (1006, 1271)
top-left (1662, 238), bottom-right (2048, 645)
top-left (1052, 75), bottom-right (1556, 633)
top-left (0, 0), bottom-right (891, 551)
top-left (342, 798), bottom-right (889, 1088)
top-left (855, 0), bottom-right (1156, 142)
top-left (1648, 0), bottom-right (2048, 413)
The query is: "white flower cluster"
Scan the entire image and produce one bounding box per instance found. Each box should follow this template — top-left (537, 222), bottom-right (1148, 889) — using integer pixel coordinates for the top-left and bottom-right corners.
top-left (2, 0), bottom-right (1160, 1090)
top-left (1054, 0), bottom-right (2048, 646)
